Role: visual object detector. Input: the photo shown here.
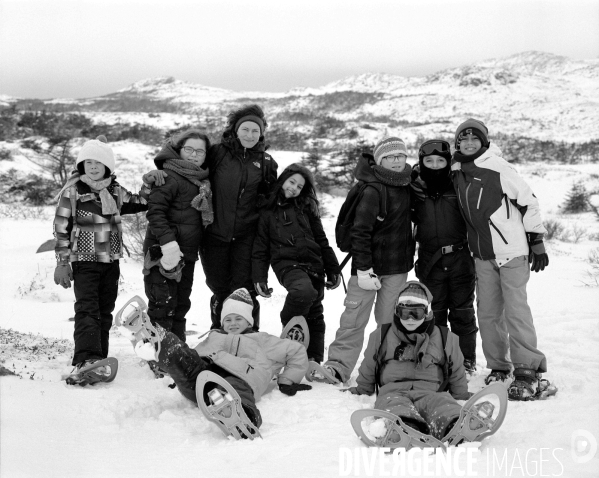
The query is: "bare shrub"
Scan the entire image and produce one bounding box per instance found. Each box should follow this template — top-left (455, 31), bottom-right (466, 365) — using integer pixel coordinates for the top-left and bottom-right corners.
top-left (121, 213), bottom-right (148, 260)
top-left (543, 219), bottom-right (565, 241)
top-left (571, 223), bottom-right (588, 243)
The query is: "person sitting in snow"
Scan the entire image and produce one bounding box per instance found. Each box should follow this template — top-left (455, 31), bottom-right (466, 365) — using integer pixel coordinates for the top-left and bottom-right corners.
top-left (344, 281), bottom-right (471, 440)
top-left (120, 288), bottom-right (311, 430)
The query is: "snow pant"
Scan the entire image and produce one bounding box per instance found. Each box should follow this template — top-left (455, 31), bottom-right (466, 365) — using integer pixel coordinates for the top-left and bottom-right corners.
top-left (143, 260), bottom-right (196, 343)
top-left (280, 267), bottom-right (326, 363)
top-left (325, 273), bottom-right (408, 382)
top-left (71, 261), bottom-right (120, 365)
top-left (200, 233), bottom-right (260, 331)
top-left (156, 330), bottom-right (262, 428)
top-left (418, 250), bottom-right (478, 362)
top-left (475, 256), bottom-right (547, 373)
top-left (375, 388), bottom-right (462, 440)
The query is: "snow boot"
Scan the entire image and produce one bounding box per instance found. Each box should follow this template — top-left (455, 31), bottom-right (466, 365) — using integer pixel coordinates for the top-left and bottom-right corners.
top-left (484, 369), bottom-right (510, 385)
top-left (508, 368), bottom-right (558, 401)
top-left (281, 316), bottom-right (310, 348)
top-left (463, 359), bottom-right (477, 376)
top-left (64, 358), bottom-right (118, 386)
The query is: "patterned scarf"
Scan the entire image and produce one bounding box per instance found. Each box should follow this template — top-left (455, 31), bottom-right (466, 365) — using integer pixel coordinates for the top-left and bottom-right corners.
top-left (372, 163), bottom-right (413, 187)
top-left (54, 173), bottom-right (118, 215)
top-left (163, 159), bottom-right (214, 225)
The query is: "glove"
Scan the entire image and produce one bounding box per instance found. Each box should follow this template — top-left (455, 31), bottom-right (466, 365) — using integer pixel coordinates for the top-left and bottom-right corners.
top-left (527, 233), bottom-right (549, 273)
top-left (340, 387), bottom-right (362, 395)
top-left (279, 383), bottom-right (312, 396)
top-left (255, 282), bottom-right (272, 298)
top-left (54, 264), bottom-right (73, 289)
top-left (160, 241), bottom-right (183, 271)
top-left (325, 273), bottom-right (341, 290)
top-left (356, 268), bottom-right (381, 291)
top-left (143, 170), bottom-right (168, 187)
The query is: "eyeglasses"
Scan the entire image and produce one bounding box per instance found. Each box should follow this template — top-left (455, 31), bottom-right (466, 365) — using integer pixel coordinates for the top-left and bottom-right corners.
top-left (182, 146), bottom-right (206, 157)
top-left (395, 305), bottom-right (427, 321)
top-left (419, 140), bottom-right (451, 157)
top-left (382, 154), bottom-right (407, 163)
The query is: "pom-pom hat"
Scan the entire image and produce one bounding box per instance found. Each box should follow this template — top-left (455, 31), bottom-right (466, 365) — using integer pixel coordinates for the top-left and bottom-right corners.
top-left (76, 135), bottom-right (116, 175)
top-left (221, 288), bottom-right (254, 327)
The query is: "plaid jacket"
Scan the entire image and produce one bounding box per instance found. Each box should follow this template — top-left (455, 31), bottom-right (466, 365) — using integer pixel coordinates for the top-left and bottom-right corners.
top-left (53, 179), bottom-right (148, 264)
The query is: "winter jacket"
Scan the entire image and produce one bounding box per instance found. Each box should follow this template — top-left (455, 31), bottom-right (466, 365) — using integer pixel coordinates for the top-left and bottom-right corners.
top-left (205, 135), bottom-right (278, 242)
top-left (252, 200), bottom-right (340, 284)
top-left (54, 179), bottom-right (148, 264)
top-left (410, 169), bottom-right (470, 280)
top-left (355, 322), bottom-right (469, 400)
top-left (350, 155), bottom-right (414, 276)
top-left (193, 330), bottom-right (308, 400)
top-left (452, 144), bottom-right (546, 266)
top-left (143, 145), bottom-right (205, 262)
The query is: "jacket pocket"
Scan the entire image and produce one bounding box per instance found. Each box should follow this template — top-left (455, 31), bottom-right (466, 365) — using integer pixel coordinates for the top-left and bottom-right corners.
top-left (341, 295), bottom-right (364, 329)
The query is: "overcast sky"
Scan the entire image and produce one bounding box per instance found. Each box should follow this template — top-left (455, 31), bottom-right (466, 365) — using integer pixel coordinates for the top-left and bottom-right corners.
top-left (1, 0), bottom-right (598, 99)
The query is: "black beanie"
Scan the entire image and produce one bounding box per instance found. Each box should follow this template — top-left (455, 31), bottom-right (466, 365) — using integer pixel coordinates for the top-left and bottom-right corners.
top-left (454, 118), bottom-right (490, 150)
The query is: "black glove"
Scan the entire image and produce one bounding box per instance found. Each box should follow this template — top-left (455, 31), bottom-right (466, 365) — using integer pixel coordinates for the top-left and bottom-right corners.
top-left (325, 273), bottom-right (341, 290)
top-left (255, 282), bottom-right (272, 298)
top-left (279, 383), bottom-right (312, 396)
top-left (527, 233), bottom-right (549, 273)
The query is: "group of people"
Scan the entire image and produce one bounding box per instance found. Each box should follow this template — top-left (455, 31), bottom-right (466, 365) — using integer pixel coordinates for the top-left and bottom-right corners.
top-left (52, 104), bottom-right (552, 438)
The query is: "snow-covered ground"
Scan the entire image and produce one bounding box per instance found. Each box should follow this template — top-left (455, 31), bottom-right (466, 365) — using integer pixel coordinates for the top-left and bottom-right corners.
top-left (1, 151), bottom-right (599, 478)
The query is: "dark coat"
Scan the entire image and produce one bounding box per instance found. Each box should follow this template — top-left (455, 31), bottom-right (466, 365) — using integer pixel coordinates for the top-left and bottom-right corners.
top-left (143, 145), bottom-right (204, 262)
top-left (252, 200), bottom-right (340, 284)
top-left (350, 155), bottom-right (414, 276)
top-left (205, 136), bottom-right (278, 242)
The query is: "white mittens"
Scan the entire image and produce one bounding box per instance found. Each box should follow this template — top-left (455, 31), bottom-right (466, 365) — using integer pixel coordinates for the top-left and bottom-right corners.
top-left (356, 268), bottom-right (381, 291)
top-left (160, 241), bottom-right (183, 271)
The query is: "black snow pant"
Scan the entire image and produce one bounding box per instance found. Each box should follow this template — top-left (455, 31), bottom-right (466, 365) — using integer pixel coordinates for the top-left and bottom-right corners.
top-left (280, 267), bottom-right (326, 363)
top-left (156, 331), bottom-right (262, 428)
top-left (418, 249), bottom-right (478, 362)
top-left (200, 233), bottom-right (260, 331)
top-left (72, 261), bottom-right (120, 365)
top-left (144, 260), bottom-right (196, 343)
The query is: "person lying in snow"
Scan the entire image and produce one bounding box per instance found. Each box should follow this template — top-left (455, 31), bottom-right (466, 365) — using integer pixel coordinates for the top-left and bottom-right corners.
top-left (119, 288), bottom-right (311, 430)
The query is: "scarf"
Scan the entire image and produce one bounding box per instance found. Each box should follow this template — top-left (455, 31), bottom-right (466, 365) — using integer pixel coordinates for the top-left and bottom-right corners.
top-left (54, 173), bottom-right (118, 215)
top-left (419, 162), bottom-right (452, 199)
top-left (372, 163), bottom-right (413, 187)
top-left (452, 147), bottom-right (488, 164)
top-left (393, 315), bottom-right (435, 367)
top-left (163, 159), bottom-right (214, 225)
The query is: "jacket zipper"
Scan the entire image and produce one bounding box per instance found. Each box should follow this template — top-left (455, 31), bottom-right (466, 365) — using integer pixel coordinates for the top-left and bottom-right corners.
top-left (504, 195), bottom-right (510, 219)
top-left (464, 182), bottom-right (481, 255)
top-left (476, 188), bottom-right (483, 209)
top-left (239, 148), bottom-right (247, 199)
top-left (489, 219), bottom-right (508, 244)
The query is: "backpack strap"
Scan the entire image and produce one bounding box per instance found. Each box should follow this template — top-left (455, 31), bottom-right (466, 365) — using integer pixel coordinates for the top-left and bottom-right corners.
top-left (436, 325), bottom-right (453, 392)
top-left (373, 323), bottom-right (393, 395)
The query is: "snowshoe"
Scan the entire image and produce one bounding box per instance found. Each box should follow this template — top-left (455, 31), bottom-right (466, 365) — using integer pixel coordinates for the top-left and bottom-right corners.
top-left (508, 368), bottom-right (558, 401)
top-left (195, 371), bottom-right (262, 440)
top-left (280, 316), bottom-right (310, 348)
top-left (115, 295), bottom-right (162, 360)
top-left (484, 369), bottom-right (510, 385)
top-left (350, 409), bottom-right (446, 451)
top-left (305, 361), bottom-right (341, 384)
top-left (463, 359), bottom-right (477, 376)
top-left (441, 382), bottom-right (508, 446)
top-left (64, 358), bottom-right (118, 386)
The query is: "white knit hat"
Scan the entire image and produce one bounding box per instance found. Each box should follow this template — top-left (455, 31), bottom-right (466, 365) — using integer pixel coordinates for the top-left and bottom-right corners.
top-left (221, 288), bottom-right (254, 327)
top-left (373, 137), bottom-right (408, 165)
top-left (76, 135), bottom-right (116, 174)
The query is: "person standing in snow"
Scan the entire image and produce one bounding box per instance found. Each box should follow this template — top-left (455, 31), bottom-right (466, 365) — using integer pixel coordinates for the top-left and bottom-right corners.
top-left (200, 105), bottom-right (278, 331)
top-left (451, 118), bottom-right (552, 400)
top-left (252, 163), bottom-right (341, 363)
top-left (53, 135), bottom-right (148, 376)
top-left (321, 137), bottom-right (415, 384)
top-left (410, 139), bottom-right (478, 374)
top-left (142, 129), bottom-right (214, 342)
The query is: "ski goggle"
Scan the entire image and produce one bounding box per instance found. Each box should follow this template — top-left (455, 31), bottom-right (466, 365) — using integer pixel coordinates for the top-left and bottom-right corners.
top-left (418, 140), bottom-right (451, 158)
top-left (395, 305), bottom-right (427, 321)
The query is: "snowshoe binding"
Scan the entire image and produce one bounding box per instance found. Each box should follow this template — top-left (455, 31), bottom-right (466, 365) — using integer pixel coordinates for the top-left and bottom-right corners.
top-left (441, 382), bottom-right (508, 446)
top-left (196, 371), bottom-right (262, 440)
top-left (508, 368), bottom-right (558, 401)
top-left (64, 358), bottom-right (118, 386)
top-left (484, 369), bottom-right (510, 385)
top-left (350, 409), bottom-right (446, 451)
top-left (305, 361), bottom-right (341, 384)
top-left (280, 316), bottom-right (310, 348)
top-left (115, 295), bottom-right (163, 361)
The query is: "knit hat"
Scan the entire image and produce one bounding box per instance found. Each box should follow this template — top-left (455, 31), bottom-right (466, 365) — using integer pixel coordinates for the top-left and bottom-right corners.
top-left (396, 281), bottom-right (431, 308)
top-left (221, 288), bottom-right (254, 327)
top-left (373, 137), bottom-right (408, 165)
top-left (235, 115), bottom-right (264, 135)
top-left (454, 119), bottom-right (490, 150)
top-left (76, 135), bottom-right (116, 176)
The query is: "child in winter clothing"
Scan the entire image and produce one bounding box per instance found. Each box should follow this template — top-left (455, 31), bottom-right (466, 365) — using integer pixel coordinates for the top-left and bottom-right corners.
top-left (53, 135), bottom-right (148, 372)
top-left (410, 139), bottom-right (478, 373)
top-left (126, 288), bottom-right (311, 430)
top-left (200, 105), bottom-right (279, 331)
top-left (345, 281), bottom-right (470, 440)
top-left (451, 118), bottom-right (551, 400)
top-left (142, 129), bottom-right (214, 342)
top-left (252, 163), bottom-right (341, 363)
top-left (323, 137), bottom-right (415, 383)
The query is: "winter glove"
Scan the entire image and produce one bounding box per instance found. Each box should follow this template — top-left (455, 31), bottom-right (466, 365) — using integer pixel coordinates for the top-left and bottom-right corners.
top-left (279, 383), bottom-right (312, 396)
top-left (527, 233), bottom-right (549, 273)
top-left (255, 282), bottom-right (272, 298)
top-left (325, 273), bottom-right (341, 290)
top-left (356, 268), bottom-right (381, 291)
top-left (54, 264), bottom-right (73, 289)
top-left (160, 241), bottom-right (183, 271)
top-left (142, 170), bottom-right (168, 187)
